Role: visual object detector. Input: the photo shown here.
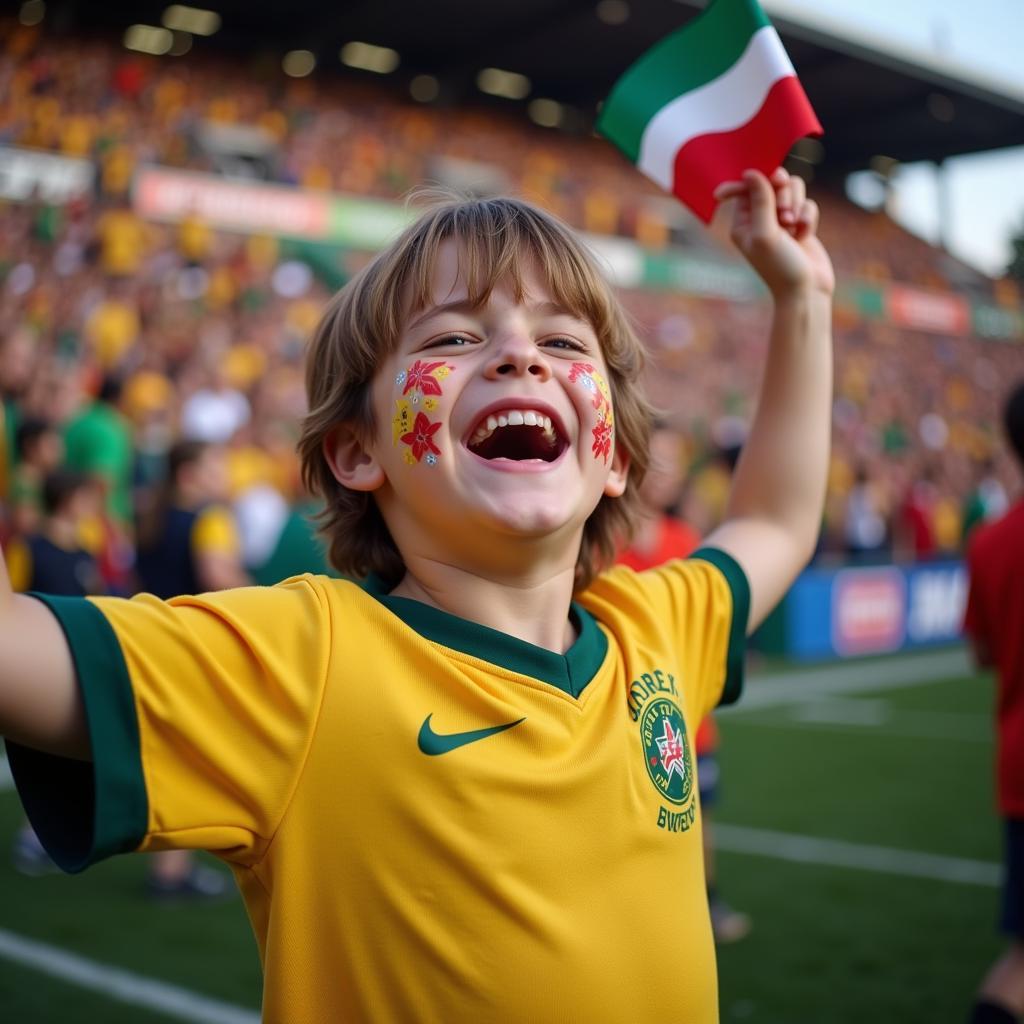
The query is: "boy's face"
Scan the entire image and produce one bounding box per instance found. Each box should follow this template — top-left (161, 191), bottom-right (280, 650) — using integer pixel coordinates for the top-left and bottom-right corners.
top-left (349, 240), bottom-right (628, 571)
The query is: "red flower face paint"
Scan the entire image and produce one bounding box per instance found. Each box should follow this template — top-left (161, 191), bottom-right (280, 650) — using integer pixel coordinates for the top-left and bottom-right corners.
top-left (399, 360), bottom-right (452, 403)
top-left (392, 360), bottom-right (454, 465)
top-left (591, 417), bottom-right (613, 462)
top-left (401, 412), bottom-right (442, 463)
top-left (569, 362), bottom-right (614, 464)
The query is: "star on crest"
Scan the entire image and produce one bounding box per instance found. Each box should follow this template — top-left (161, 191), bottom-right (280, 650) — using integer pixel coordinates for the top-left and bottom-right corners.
top-left (656, 718), bottom-right (687, 782)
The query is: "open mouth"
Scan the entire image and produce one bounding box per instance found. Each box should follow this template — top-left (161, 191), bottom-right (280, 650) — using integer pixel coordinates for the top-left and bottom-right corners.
top-left (466, 409), bottom-right (567, 463)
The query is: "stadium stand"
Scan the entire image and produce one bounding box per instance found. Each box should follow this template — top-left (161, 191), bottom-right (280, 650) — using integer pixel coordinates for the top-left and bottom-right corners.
top-left (0, 19), bottom-right (1020, 580)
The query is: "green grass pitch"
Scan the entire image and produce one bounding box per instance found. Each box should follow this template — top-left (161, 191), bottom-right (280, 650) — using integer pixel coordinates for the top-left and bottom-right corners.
top-left (0, 654), bottom-right (1001, 1022)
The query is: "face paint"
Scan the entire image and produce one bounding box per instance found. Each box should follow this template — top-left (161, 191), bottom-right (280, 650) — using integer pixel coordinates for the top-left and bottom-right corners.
top-left (393, 360), bottom-right (454, 466)
top-left (401, 359), bottom-right (452, 405)
top-left (569, 362), bottom-right (614, 464)
top-left (400, 411), bottom-right (442, 464)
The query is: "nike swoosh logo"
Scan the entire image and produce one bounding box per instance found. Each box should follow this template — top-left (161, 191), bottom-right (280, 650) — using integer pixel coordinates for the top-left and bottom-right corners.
top-left (418, 714), bottom-right (526, 756)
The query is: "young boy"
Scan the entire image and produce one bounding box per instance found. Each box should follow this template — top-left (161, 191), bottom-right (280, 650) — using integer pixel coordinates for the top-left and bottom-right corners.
top-left (0, 168), bottom-right (832, 1022)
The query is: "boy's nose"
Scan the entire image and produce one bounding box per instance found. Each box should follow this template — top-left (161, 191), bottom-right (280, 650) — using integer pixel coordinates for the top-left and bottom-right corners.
top-left (484, 334), bottom-right (552, 381)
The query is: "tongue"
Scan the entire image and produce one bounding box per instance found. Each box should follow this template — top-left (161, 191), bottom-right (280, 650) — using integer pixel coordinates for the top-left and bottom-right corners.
top-left (469, 425), bottom-right (560, 462)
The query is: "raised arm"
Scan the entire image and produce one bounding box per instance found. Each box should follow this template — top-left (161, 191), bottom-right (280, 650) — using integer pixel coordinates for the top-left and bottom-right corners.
top-left (701, 168), bottom-right (835, 632)
top-left (0, 553), bottom-right (88, 760)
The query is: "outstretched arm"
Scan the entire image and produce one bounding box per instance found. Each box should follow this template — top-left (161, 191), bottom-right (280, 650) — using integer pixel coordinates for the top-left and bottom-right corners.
top-left (702, 168), bottom-right (834, 632)
top-left (0, 555), bottom-right (87, 759)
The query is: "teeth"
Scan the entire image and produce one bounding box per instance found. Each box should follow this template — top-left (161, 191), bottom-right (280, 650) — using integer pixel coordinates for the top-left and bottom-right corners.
top-left (468, 409), bottom-right (560, 448)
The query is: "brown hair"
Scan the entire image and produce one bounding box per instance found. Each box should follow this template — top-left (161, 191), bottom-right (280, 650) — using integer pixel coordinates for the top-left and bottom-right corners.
top-left (298, 194), bottom-right (651, 590)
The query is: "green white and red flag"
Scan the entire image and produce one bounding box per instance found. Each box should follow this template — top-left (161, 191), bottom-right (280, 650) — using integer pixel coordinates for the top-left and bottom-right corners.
top-left (596, 0), bottom-right (822, 223)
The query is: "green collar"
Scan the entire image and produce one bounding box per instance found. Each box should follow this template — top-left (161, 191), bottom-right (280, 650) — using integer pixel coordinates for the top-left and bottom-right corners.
top-left (362, 575), bottom-right (607, 699)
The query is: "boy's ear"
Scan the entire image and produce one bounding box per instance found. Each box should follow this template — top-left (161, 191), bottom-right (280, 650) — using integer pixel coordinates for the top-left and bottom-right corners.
top-left (603, 442), bottom-right (630, 498)
top-left (322, 425), bottom-right (386, 492)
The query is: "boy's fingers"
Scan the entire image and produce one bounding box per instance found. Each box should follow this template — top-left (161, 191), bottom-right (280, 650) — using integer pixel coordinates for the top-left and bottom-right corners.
top-left (777, 170), bottom-right (805, 227)
top-left (789, 173), bottom-right (806, 209)
top-left (741, 169), bottom-right (775, 237)
top-left (713, 180), bottom-right (746, 201)
top-left (797, 198), bottom-right (819, 237)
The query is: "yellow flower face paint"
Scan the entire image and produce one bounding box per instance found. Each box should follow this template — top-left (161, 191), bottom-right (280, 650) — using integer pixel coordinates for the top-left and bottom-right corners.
top-left (393, 359), bottom-right (455, 465)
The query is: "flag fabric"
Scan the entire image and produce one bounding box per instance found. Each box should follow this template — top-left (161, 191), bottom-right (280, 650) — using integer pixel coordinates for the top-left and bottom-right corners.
top-left (596, 0), bottom-right (822, 223)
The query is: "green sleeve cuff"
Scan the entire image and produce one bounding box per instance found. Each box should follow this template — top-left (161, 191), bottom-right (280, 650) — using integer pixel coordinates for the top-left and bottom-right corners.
top-left (6, 594), bottom-right (148, 873)
top-left (689, 547), bottom-right (750, 707)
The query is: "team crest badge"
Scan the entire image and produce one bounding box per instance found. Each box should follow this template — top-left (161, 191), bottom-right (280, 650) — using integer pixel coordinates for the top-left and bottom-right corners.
top-left (640, 698), bottom-right (693, 805)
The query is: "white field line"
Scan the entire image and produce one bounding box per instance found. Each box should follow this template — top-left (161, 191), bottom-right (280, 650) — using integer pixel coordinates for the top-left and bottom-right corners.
top-left (729, 696), bottom-right (992, 743)
top-left (0, 928), bottom-right (259, 1024)
top-left (714, 823), bottom-right (1000, 887)
top-left (733, 647), bottom-right (973, 712)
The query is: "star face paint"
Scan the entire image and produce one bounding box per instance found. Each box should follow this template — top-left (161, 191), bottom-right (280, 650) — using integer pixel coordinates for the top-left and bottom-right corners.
top-left (569, 361), bottom-right (614, 464)
top-left (393, 360), bottom-right (454, 466)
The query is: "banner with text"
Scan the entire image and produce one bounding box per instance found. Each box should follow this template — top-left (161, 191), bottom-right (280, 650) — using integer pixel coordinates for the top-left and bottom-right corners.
top-left (779, 560), bottom-right (967, 661)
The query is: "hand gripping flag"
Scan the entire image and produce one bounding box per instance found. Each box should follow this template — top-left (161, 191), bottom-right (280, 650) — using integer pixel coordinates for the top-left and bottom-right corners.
top-left (596, 0), bottom-right (822, 224)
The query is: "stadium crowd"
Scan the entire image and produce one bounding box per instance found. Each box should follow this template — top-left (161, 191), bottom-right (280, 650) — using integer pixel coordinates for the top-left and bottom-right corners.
top-left (0, 18), bottom-right (1020, 603)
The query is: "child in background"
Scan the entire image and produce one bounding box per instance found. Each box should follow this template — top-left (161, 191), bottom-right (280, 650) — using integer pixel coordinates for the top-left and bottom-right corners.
top-left (6, 469), bottom-right (104, 599)
top-left (0, 170), bottom-right (832, 1023)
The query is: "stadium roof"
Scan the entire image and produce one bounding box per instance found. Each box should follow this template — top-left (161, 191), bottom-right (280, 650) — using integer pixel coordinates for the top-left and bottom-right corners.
top-left (57, 0), bottom-right (1024, 178)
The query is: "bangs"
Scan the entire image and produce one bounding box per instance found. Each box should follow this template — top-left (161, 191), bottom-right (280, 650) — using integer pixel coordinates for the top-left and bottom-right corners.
top-left (399, 196), bottom-right (619, 344)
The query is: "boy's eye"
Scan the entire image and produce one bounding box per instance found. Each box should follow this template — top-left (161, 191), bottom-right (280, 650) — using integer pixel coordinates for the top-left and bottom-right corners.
top-left (542, 336), bottom-right (586, 353)
top-left (425, 334), bottom-right (476, 349)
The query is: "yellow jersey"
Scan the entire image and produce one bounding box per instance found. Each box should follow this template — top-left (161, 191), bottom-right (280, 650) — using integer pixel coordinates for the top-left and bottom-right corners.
top-left (10, 548), bottom-right (748, 1023)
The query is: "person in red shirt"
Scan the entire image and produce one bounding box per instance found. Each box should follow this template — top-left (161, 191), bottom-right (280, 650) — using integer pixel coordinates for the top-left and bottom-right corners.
top-left (897, 464), bottom-right (939, 562)
top-left (618, 424), bottom-right (750, 943)
top-left (964, 381), bottom-right (1024, 1024)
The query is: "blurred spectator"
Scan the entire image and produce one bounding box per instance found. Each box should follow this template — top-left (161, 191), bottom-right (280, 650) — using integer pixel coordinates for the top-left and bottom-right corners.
top-left (5, 468), bottom-right (103, 597)
top-left (963, 382), bottom-right (1024, 1024)
top-left (63, 375), bottom-right (133, 529)
top-left (895, 465), bottom-right (939, 562)
top-left (0, 327), bottom-right (37, 494)
top-left (62, 374), bottom-right (135, 591)
top-left (963, 458), bottom-right (1010, 542)
top-left (136, 439), bottom-right (249, 597)
top-left (843, 464), bottom-right (889, 563)
top-left (8, 417), bottom-right (63, 537)
top-left (247, 498), bottom-right (336, 585)
top-left (181, 367), bottom-right (252, 444)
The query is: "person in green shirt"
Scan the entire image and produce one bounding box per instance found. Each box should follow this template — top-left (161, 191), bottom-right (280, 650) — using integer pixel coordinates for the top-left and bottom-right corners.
top-left (62, 376), bottom-right (134, 529)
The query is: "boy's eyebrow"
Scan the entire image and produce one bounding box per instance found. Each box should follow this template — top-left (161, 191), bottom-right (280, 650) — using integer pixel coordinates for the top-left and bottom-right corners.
top-left (407, 298), bottom-right (586, 332)
top-left (406, 299), bottom-right (479, 332)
